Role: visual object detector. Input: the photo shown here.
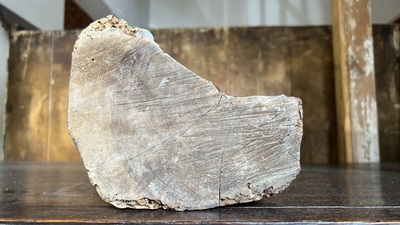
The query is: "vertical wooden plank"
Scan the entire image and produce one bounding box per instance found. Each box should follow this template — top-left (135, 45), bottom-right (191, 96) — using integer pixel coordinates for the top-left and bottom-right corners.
top-left (151, 29), bottom-right (172, 56)
top-left (162, 28), bottom-right (228, 92)
top-left (226, 28), bottom-right (259, 96)
top-left (49, 31), bottom-right (81, 161)
top-left (255, 28), bottom-right (291, 96)
top-left (5, 31), bottom-right (52, 160)
top-left (167, 29), bottom-right (211, 78)
top-left (204, 28), bottom-right (229, 92)
top-left (226, 27), bottom-right (290, 96)
top-left (289, 27), bottom-right (338, 163)
top-left (373, 25), bottom-right (400, 162)
top-left (332, 0), bottom-right (380, 162)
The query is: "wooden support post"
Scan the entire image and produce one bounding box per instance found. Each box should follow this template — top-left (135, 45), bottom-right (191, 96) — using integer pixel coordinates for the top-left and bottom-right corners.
top-left (332, 0), bottom-right (380, 162)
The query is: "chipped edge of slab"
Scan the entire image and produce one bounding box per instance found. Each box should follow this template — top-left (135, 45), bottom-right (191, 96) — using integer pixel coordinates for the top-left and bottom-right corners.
top-left (90, 15), bottom-right (139, 36)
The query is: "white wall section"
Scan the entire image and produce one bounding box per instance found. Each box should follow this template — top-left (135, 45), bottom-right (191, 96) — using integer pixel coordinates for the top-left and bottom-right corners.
top-left (149, 0), bottom-right (332, 28)
top-left (73, 0), bottom-right (112, 21)
top-left (0, 0), bottom-right (64, 30)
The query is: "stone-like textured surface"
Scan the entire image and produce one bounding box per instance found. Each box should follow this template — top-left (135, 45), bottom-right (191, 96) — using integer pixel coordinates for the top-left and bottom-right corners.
top-left (68, 16), bottom-right (303, 211)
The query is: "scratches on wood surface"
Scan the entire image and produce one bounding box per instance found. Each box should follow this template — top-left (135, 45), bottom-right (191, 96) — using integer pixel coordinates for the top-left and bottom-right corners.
top-left (68, 17), bottom-right (302, 210)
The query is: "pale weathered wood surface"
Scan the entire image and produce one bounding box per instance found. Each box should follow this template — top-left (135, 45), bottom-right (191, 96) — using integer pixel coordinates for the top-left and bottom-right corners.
top-left (332, 0), bottom-right (380, 162)
top-left (68, 16), bottom-right (302, 210)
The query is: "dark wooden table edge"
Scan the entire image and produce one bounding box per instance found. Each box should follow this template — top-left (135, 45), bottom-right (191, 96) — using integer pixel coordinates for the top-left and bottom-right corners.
top-left (1, 162), bottom-right (400, 224)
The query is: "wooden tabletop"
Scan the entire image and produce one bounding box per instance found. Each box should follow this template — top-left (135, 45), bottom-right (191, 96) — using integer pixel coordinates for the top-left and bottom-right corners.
top-left (1, 162), bottom-right (399, 224)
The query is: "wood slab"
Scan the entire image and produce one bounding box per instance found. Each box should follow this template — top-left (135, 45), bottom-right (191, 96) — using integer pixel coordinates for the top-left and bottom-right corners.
top-left (68, 16), bottom-right (303, 210)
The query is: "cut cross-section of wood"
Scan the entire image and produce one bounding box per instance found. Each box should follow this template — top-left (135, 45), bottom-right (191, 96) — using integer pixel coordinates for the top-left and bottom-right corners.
top-left (68, 15), bottom-right (303, 211)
